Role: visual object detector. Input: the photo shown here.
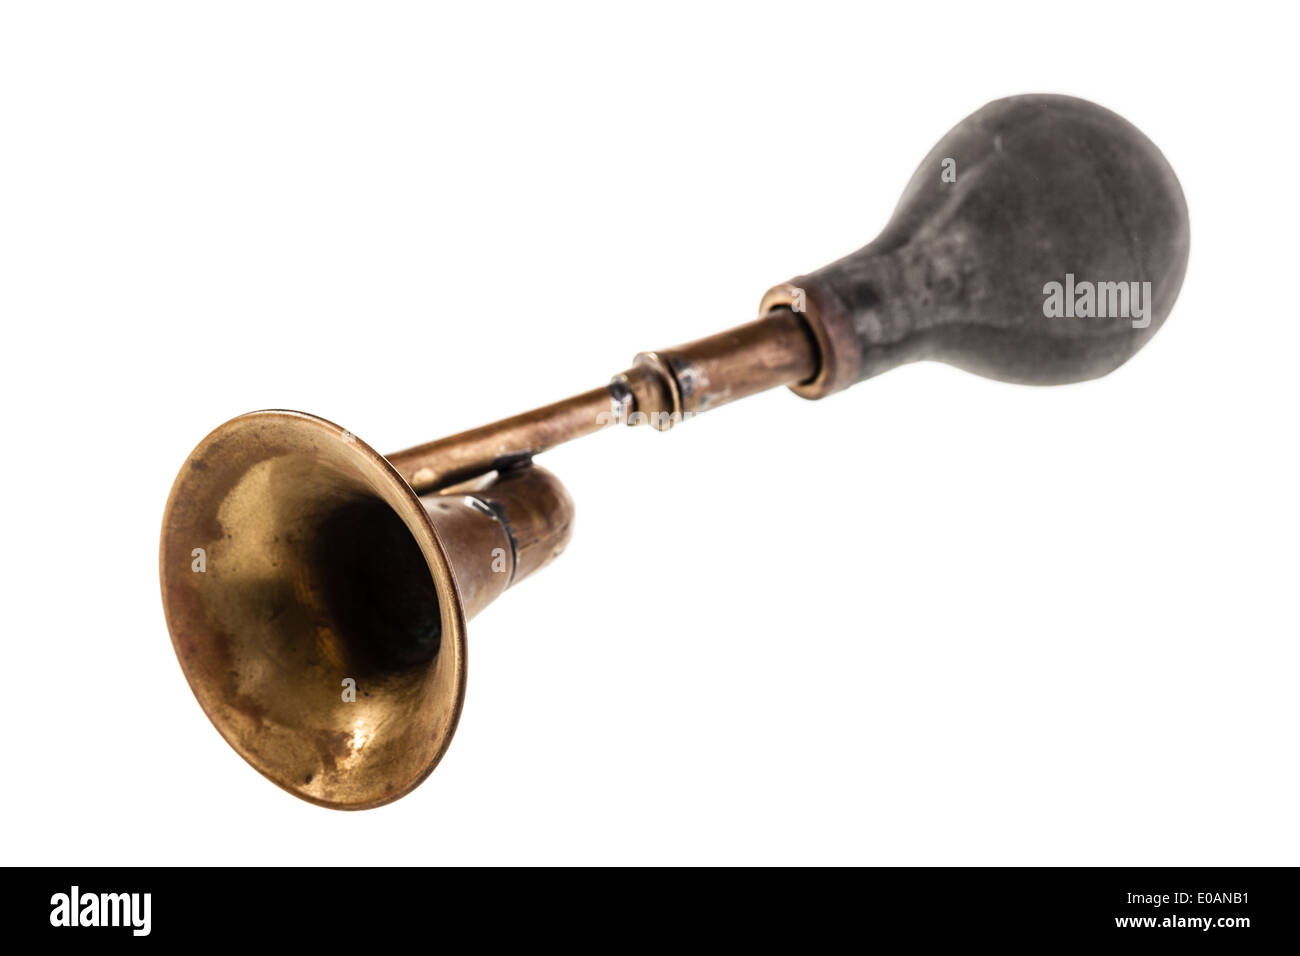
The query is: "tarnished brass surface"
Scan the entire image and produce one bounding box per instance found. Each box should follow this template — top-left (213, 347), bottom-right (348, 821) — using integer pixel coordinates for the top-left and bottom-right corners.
top-left (759, 281), bottom-right (857, 399)
top-left (627, 307), bottom-right (818, 421)
top-left (161, 318), bottom-right (808, 810)
top-left (387, 308), bottom-right (817, 491)
top-left (389, 386), bottom-right (616, 494)
top-left (160, 410), bottom-right (572, 809)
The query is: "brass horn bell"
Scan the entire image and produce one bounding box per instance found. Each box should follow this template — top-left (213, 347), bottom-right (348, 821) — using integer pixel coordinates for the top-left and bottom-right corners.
top-left (161, 411), bottom-right (573, 808)
top-left (161, 94), bottom-right (1190, 808)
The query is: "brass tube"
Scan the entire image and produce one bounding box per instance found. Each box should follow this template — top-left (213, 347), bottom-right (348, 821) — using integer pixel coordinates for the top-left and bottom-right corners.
top-left (388, 386), bottom-right (617, 493)
top-left (389, 308), bottom-right (818, 493)
top-left (627, 307), bottom-right (817, 420)
top-left (419, 466), bottom-right (574, 619)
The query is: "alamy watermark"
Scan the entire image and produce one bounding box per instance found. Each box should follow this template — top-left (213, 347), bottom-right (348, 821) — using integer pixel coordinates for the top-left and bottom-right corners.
top-left (50, 886), bottom-right (151, 936)
top-left (596, 405), bottom-right (698, 431)
top-left (1043, 273), bottom-right (1152, 329)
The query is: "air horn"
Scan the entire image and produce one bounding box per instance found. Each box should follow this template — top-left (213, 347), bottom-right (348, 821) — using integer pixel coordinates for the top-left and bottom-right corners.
top-left (161, 94), bottom-right (1190, 808)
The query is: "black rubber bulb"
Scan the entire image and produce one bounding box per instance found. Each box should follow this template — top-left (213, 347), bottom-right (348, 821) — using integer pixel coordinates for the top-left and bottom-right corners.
top-left (764, 94), bottom-right (1190, 398)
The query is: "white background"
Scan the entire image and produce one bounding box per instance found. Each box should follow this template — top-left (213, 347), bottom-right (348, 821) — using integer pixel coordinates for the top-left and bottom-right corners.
top-left (2, 2), bottom-right (1296, 866)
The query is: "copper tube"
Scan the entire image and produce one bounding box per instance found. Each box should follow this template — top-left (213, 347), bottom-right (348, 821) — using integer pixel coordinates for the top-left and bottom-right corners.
top-left (420, 466), bottom-right (574, 619)
top-left (389, 308), bottom-right (818, 492)
top-left (627, 307), bottom-right (817, 421)
top-left (389, 386), bottom-right (617, 493)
